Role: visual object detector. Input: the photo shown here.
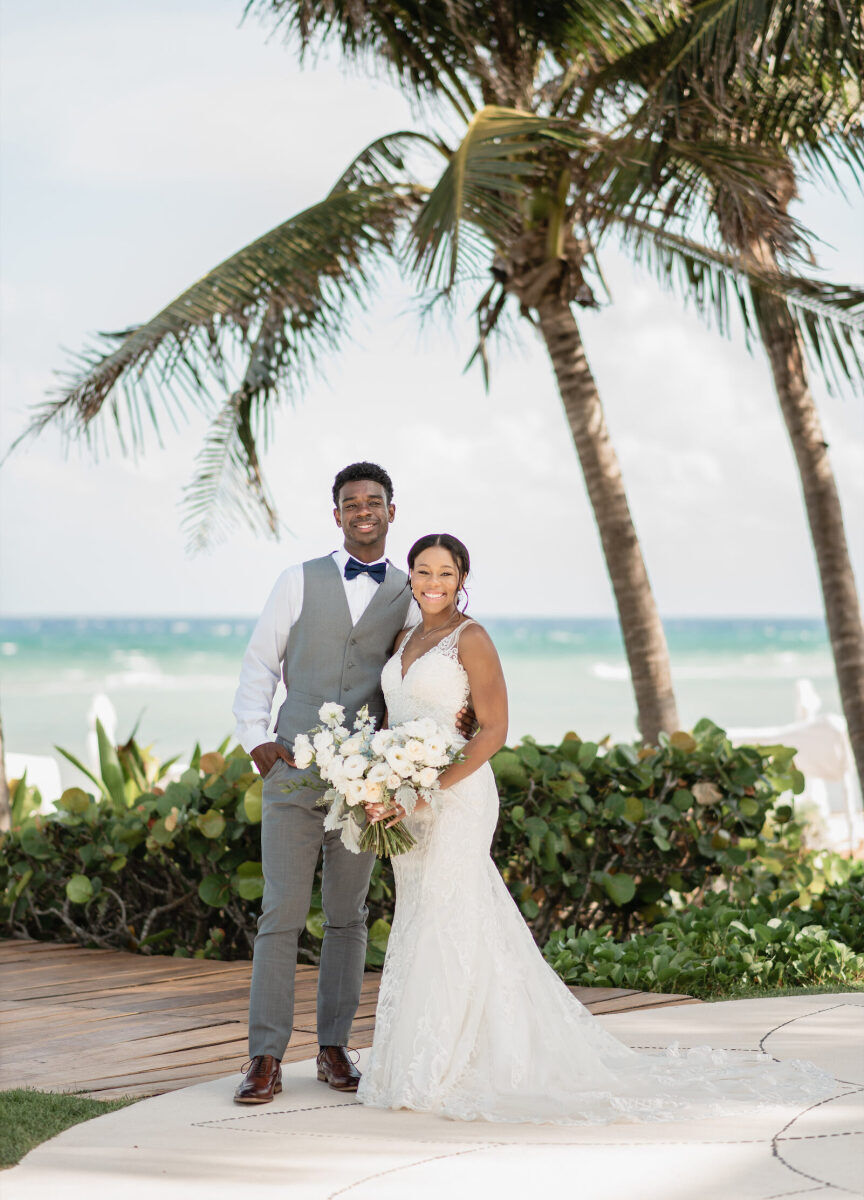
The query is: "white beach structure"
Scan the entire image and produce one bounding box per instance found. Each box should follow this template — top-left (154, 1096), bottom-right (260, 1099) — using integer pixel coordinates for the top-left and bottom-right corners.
top-left (728, 678), bottom-right (864, 852)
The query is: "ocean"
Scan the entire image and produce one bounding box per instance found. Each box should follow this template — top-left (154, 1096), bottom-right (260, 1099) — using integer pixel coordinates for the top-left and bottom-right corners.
top-left (0, 616), bottom-right (839, 790)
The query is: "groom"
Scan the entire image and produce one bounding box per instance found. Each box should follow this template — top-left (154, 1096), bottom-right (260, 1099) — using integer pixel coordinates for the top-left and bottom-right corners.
top-left (232, 462), bottom-right (412, 1103)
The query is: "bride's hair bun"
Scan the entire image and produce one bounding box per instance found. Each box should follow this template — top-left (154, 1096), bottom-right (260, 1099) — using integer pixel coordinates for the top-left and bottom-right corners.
top-left (407, 534), bottom-right (471, 610)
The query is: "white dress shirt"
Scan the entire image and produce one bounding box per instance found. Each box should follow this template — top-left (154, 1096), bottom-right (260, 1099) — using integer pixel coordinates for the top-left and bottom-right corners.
top-left (233, 548), bottom-right (411, 754)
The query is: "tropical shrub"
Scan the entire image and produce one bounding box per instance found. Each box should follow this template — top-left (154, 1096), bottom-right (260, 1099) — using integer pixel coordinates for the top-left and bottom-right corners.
top-left (543, 883), bottom-right (864, 999)
top-left (491, 718), bottom-right (805, 939)
top-left (0, 717), bottom-right (823, 964)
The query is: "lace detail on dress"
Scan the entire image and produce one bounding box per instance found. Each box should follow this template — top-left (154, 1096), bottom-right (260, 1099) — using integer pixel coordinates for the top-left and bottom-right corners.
top-left (358, 624), bottom-right (837, 1125)
top-left (382, 620), bottom-right (472, 738)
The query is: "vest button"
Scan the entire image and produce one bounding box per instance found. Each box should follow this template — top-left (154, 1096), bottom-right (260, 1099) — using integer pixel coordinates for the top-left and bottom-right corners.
top-left (343, 684), bottom-right (351, 692)
top-left (347, 662), bottom-right (354, 670)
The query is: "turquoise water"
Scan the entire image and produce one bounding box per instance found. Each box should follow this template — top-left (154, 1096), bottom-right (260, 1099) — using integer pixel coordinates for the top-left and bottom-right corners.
top-left (0, 616), bottom-right (838, 787)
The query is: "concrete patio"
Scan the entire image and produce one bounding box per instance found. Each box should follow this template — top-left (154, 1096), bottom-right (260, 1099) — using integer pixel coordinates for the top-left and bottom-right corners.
top-left (5, 992), bottom-right (862, 1200)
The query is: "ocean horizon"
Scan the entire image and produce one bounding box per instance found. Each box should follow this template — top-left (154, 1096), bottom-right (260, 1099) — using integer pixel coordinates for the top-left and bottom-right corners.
top-left (0, 615), bottom-right (839, 789)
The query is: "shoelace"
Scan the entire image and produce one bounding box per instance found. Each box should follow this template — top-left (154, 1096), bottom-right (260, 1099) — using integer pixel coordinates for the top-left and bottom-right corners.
top-left (240, 1056), bottom-right (277, 1074)
top-left (317, 1046), bottom-right (360, 1065)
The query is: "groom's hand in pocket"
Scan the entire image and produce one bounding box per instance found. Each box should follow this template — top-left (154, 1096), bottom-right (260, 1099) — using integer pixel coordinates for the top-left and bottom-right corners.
top-left (250, 741), bottom-right (296, 777)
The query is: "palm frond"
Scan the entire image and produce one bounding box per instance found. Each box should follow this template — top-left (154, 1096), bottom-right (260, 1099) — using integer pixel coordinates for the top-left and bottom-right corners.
top-left (410, 105), bottom-right (596, 290)
top-left (16, 185), bottom-right (414, 453)
top-left (616, 217), bottom-right (864, 393)
top-left (11, 183), bottom-right (418, 546)
top-left (242, 0), bottom-right (480, 118)
top-left (182, 297), bottom-right (286, 553)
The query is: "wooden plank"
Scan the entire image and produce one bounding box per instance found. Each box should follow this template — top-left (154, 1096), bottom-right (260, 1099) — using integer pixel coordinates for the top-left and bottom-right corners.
top-left (0, 939), bottom-right (698, 1099)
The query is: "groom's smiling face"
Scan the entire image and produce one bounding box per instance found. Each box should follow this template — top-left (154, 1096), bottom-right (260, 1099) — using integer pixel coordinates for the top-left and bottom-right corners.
top-left (334, 479), bottom-right (395, 558)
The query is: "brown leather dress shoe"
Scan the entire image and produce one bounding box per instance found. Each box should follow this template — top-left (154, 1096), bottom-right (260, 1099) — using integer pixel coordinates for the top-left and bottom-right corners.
top-left (317, 1045), bottom-right (361, 1092)
top-left (234, 1054), bottom-right (282, 1104)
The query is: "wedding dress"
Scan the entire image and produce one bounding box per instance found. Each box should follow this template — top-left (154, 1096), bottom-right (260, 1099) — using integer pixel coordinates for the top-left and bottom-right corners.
top-left (357, 620), bottom-right (836, 1124)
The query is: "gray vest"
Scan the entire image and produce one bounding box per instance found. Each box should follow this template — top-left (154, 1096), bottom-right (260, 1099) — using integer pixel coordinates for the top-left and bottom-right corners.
top-left (274, 554), bottom-right (411, 743)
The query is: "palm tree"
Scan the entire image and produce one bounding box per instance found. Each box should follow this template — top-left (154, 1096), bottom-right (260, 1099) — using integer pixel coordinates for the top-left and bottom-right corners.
top-left (14, 1), bottom-right (862, 747)
top-left (581, 5), bottom-right (864, 787)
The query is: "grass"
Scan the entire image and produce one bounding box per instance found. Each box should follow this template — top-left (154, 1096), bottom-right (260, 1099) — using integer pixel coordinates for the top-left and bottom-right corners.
top-left (707, 981), bottom-right (864, 1002)
top-left (0, 1088), bottom-right (139, 1169)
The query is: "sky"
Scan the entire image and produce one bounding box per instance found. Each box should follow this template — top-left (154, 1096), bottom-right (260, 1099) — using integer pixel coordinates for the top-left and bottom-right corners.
top-left (1, 0), bottom-right (862, 620)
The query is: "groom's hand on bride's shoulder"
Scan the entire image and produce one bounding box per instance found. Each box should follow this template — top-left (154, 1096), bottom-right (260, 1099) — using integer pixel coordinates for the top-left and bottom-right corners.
top-left (455, 703), bottom-right (478, 740)
top-left (250, 741), bottom-right (296, 776)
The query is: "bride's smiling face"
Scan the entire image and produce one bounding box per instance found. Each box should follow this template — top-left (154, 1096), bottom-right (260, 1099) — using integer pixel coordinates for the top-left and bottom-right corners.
top-left (410, 547), bottom-right (461, 617)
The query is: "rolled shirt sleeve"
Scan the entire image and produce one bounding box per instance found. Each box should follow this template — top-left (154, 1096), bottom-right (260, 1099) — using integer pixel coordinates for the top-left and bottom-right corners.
top-left (233, 565), bottom-right (303, 754)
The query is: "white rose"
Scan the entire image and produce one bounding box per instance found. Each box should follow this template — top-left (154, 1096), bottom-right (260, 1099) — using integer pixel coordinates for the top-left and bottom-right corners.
top-left (319, 702), bottom-right (346, 727)
top-left (341, 753), bottom-right (367, 780)
top-left (367, 761), bottom-right (391, 784)
top-left (344, 778), bottom-right (367, 806)
top-left (404, 738), bottom-right (426, 762)
top-left (339, 734), bottom-right (363, 756)
top-left (418, 766), bottom-right (439, 788)
top-left (317, 750), bottom-right (336, 774)
top-left (292, 734), bottom-right (314, 769)
top-left (327, 762), bottom-right (349, 790)
top-left (371, 729), bottom-right (395, 756)
top-left (385, 746), bottom-right (413, 778)
top-left (386, 772), bottom-right (401, 790)
top-left (364, 778), bottom-right (386, 804)
top-left (313, 730), bottom-right (335, 753)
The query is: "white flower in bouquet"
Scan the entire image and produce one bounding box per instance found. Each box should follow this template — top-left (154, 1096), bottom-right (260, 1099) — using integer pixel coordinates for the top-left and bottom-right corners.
top-left (354, 705), bottom-right (372, 730)
top-left (418, 766), bottom-right (439, 788)
top-left (422, 733), bottom-right (448, 763)
top-left (367, 761), bottom-right (391, 784)
top-left (317, 746), bottom-right (336, 771)
top-left (364, 778), bottom-right (386, 805)
top-left (344, 778), bottom-right (367, 806)
top-left (293, 734), bottom-right (314, 769)
top-left (371, 728), bottom-right (395, 756)
top-left (386, 772), bottom-right (401, 790)
top-left (313, 729), bottom-right (335, 754)
top-left (385, 745), bottom-right (414, 778)
top-left (325, 761), bottom-right (350, 790)
top-left (404, 738), bottom-right (426, 762)
top-left (341, 753), bottom-right (367, 780)
top-left (339, 733), bottom-right (364, 756)
top-left (319, 702), bottom-right (346, 727)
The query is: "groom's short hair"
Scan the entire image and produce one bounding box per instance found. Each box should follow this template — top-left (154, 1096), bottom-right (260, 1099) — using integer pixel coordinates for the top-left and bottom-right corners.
top-left (332, 462), bottom-right (394, 506)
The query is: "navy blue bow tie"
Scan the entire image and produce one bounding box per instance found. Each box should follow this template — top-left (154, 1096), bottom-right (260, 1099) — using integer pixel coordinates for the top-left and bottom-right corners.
top-left (344, 557), bottom-right (387, 584)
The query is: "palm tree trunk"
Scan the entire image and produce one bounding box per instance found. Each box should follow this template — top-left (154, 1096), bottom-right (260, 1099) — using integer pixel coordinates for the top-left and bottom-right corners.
top-left (753, 288), bottom-right (864, 793)
top-left (536, 294), bottom-right (679, 742)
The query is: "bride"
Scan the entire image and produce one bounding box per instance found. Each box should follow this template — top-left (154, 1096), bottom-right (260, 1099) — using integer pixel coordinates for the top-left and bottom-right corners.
top-left (358, 533), bottom-right (835, 1125)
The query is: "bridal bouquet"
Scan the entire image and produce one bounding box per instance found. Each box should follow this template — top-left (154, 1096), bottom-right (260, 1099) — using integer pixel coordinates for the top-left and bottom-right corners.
top-left (292, 702), bottom-right (462, 857)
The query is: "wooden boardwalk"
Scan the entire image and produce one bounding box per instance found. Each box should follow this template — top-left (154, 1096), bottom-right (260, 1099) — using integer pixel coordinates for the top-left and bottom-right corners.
top-left (0, 939), bottom-right (700, 1100)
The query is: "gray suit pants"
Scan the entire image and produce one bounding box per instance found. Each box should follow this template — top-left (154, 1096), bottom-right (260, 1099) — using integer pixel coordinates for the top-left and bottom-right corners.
top-left (247, 756), bottom-right (375, 1060)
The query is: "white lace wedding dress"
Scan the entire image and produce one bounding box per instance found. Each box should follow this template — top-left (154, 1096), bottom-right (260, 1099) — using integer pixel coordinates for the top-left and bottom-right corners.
top-left (357, 621), bottom-right (836, 1125)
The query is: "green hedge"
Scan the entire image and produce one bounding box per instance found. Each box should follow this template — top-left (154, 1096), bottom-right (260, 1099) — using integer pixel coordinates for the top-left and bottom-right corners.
top-left (0, 717), bottom-right (820, 965)
top-left (490, 718), bottom-right (805, 939)
top-left (542, 873), bottom-right (864, 999)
